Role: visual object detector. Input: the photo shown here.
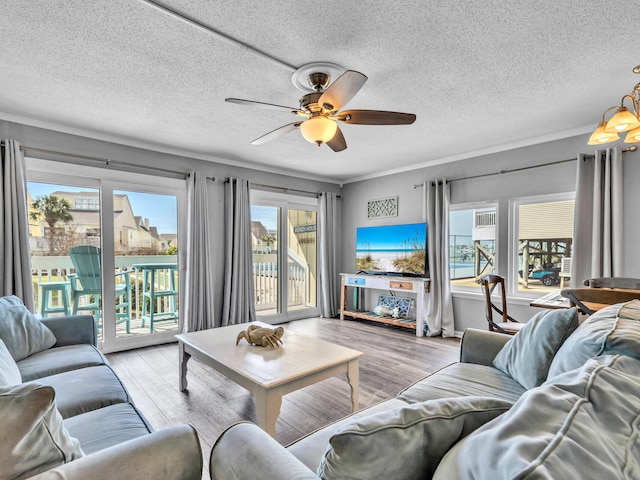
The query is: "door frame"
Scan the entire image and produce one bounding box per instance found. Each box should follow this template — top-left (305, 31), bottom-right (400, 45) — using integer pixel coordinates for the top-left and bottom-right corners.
top-left (26, 158), bottom-right (186, 353)
top-left (251, 190), bottom-right (320, 324)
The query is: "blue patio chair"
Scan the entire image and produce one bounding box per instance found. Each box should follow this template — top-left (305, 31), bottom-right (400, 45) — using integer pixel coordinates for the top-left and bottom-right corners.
top-left (68, 245), bottom-right (132, 333)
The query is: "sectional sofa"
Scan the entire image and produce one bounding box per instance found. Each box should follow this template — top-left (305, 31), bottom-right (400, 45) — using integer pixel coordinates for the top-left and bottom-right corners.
top-left (0, 295), bottom-right (202, 479)
top-left (211, 301), bottom-right (640, 479)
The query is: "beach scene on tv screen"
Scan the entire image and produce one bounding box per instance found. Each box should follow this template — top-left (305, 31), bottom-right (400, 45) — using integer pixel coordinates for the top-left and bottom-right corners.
top-left (355, 223), bottom-right (427, 275)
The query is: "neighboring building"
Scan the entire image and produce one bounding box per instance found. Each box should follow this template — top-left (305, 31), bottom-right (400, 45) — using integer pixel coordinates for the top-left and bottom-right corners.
top-left (29, 191), bottom-right (170, 255)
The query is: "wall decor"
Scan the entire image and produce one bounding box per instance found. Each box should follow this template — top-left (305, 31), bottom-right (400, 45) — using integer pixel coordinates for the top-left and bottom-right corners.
top-left (367, 196), bottom-right (398, 219)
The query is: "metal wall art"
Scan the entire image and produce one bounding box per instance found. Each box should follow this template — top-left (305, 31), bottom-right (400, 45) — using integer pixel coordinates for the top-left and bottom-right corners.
top-left (367, 196), bottom-right (398, 219)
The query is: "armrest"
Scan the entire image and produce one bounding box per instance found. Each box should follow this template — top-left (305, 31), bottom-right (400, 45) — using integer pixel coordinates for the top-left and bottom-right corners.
top-left (210, 422), bottom-right (318, 480)
top-left (29, 425), bottom-right (202, 480)
top-left (459, 328), bottom-right (511, 366)
top-left (40, 315), bottom-right (97, 347)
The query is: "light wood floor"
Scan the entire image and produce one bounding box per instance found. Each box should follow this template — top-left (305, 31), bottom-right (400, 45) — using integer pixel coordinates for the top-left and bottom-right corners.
top-left (106, 317), bottom-right (460, 473)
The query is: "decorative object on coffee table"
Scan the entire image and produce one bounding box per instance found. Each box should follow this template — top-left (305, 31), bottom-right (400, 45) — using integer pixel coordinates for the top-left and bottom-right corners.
top-left (236, 325), bottom-right (285, 348)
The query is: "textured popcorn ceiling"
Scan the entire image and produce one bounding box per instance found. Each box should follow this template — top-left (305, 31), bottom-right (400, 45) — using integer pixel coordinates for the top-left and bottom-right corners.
top-left (0, 1), bottom-right (637, 183)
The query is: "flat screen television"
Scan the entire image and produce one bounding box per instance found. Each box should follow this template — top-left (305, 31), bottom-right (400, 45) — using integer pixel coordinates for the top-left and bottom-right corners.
top-left (355, 222), bottom-right (429, 277)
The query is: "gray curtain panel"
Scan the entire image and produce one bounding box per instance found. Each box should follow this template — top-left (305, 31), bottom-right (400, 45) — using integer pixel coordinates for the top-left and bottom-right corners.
top-left (424, 180), bottom-right (455, 337)
top-left (0, 139), bottom-right (35, 311)
top-left (221, 178), bottom-right (256, 326)
top-left (571, 147), bottom-right (623, 287)
top-left (318, 192), bottom-right (340, 317)
top-left (184, 172), bottom-right (215, 331)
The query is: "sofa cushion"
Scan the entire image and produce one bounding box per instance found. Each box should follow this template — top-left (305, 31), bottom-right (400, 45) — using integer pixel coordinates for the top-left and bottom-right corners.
top-left (493, 307), bottom-right (579, 389)
top-left (17, 344), bottom-right (106, 381)
top-left (397, 362), bottom-right (526, 404)
top-left (317, 396), bottom-right (512, 480)
top-left (287, 398), bottom-right (408, 471)
top-left (0, 338), bottom-right (21, 386)
top-left (0, 296), bottom-right (57, 361)
top-left (64, 403), bottom-right (153, 455)
top-left (548, 300), bottom-right (640, 379)
top-left (25, 364), bottom-right (130, 418)
top-left (433, 355), bottom-right (640, 479)
top-left (0, 383), bottom-right (84, 479)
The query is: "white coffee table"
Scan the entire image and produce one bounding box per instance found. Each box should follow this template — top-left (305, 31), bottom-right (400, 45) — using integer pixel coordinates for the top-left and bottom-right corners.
top-left (176, 322), bottom-right (362, 437)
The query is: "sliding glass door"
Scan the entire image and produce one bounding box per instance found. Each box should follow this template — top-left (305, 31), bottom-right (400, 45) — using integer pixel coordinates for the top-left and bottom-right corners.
top-left (26, 159), bottom-right (185, 353)
top-left (251, 191), bottom-right (318, 323)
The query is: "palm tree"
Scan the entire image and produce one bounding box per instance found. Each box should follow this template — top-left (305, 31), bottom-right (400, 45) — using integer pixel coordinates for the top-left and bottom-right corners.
top-left (30, 195), bottom-right (73, 255)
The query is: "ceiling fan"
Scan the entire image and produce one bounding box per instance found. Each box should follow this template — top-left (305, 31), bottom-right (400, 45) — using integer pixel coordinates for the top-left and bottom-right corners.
top-left (225, 65), bottom-right (416, 152)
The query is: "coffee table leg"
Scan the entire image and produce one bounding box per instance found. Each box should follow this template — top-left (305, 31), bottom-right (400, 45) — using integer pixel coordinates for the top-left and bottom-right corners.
top-left (178, 341), bottom-right (191, 392)
top-left (347, 359), bottom-right (359, 412)
top-left (254, 388), bottom-right (282, 438)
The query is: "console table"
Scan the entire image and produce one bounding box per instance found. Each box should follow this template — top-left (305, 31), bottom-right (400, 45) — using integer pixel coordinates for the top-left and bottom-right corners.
top-left (340, 273), bottom-right (430, 337)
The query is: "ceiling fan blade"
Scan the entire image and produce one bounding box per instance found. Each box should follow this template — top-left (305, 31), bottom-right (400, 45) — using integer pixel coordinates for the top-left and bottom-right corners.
top-left (334, 110), bottom-right (417, 125)
top-left (326, 126), bottom-right (347, 152)
top-left (226, 98), bottom-right (306, 116)
top-left (251, 122), bottom-right (302, 145)
top-left (318, 70), bottom-right (368, 112)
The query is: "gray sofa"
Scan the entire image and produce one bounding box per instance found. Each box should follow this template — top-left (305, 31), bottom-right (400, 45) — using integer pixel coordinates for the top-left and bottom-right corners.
top-left (0, 295), bottom-right (202, 479)
top-left (210, 301), bottom-right (640, 479)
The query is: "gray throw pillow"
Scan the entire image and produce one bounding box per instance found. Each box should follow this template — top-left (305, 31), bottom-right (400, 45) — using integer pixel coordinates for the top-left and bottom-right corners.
top-left (0, 296), bottom-right (57, 361)
top-left (548, 300), bottom-right (640, 379)
top-left (493, 307), bottom-right (578, 389)
top-left (0, 339), bottom-right (22, 386)
top-left (0, 383), bottom-right (84, 479)
top-left (435, 355), bottom-right (640, 479)
top-left (317, 396), bottom-right (512, 480)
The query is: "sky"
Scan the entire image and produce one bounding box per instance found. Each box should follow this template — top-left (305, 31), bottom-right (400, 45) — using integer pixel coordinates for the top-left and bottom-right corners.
top-left (251, 205), bottom-right (277, 230)
top-left (356, 223), bottom-right (426, 251)
top-left (27, 182), bottom-right (178, 234)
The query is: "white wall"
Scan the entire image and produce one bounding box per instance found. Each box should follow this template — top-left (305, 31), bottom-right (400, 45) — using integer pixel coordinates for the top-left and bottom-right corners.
top-left (0, 120), bottom-right (341, 322)
top-left (341, 134), bottom-right (640, 334)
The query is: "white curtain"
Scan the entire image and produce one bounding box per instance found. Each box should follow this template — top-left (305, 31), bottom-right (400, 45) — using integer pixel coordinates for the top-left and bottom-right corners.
top-left (570, 147), bottom-right (623, 287)
top-left (221, 178), bottom-right (256, 326)
top-left (424, 180), bottom-right (455, 337)
top-left (183, 172), bottom-right (215, 331)
top-left (318, 192), bottom-right (340, 317)
top-left (0, 139), bottom-right (35, 311)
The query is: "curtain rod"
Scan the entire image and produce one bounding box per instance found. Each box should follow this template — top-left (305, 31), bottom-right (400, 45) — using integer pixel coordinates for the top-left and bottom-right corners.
top-left (7, 144), bottom-right (216, 182)
top-left (412, 145), bottom-right (638, 188)
top-left (225, 179), bottom-right (341, 198)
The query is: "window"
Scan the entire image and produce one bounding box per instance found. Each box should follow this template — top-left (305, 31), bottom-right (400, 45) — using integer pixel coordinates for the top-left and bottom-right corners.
top-left (251, 191), bottom-right (319, 323)
top-left (512, 194), bottom-right (574, 295)
top-left (74, 196), bottom-right (100, 210)
top-left (450, 204), bottom-right (498, 288)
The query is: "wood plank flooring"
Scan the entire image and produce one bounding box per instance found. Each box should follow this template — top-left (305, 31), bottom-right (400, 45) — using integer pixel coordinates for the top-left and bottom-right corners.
top-left (106, 317), bottom-right (460, 474)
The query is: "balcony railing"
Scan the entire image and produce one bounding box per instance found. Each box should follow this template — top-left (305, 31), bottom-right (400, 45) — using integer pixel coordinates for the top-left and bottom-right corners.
top-left (32, 254), bottom-right (309, 317)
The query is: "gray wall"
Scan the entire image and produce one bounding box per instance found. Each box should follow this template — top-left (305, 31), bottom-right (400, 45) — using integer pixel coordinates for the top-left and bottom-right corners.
top-left (341, 134), bottom-right (640, 333)
top-left (0, 120), bottom-right (341, 321)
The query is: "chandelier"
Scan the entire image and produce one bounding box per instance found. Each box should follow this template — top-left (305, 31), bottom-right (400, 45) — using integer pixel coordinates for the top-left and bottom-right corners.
top-left (588, 65), bottom-right (640, 145)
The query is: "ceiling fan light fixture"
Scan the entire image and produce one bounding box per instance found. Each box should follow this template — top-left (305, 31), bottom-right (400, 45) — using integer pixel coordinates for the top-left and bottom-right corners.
top-left (300, 116), bottom-right (338, 145)
top-left (624, 125), bottom-right (640, 143)
top-left (588, 122), bottom-right (620, 145)
top-left (604, 107), bottom-right (640, 132)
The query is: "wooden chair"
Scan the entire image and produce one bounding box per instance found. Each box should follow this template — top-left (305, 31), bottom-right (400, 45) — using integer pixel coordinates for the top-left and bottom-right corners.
top-left (479, 274), bottom-right (525, 335)
top-left (560, 287), bottom-right (640, 315)
top-left (583, 277), bottom-right (640, 289)
top-left (68, 245), bottom-right (132, 332)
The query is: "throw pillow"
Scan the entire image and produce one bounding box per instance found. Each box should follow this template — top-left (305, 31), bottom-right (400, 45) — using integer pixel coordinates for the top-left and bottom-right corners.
top-left (316, 396), bottom-right (512, 480)
top-left (0, 296), bottom-right (57, 361)
top-left (548, 300), bottom-right (640, 379)
top-left (0, 339), bottom-right (22, 386)
top-left (434, 355), bottom-right (640, 479)
top-left (0, 383), bottom-right (84, 479)
top-left (493, 307), bottom-right (579, 389)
